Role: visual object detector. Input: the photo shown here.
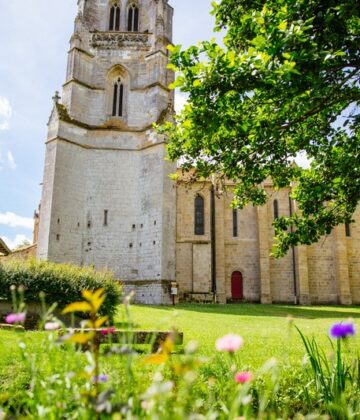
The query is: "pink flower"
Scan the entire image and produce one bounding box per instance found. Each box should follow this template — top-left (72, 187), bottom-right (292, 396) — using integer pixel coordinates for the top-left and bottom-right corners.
top-left (45, 322), bottom-right (60, 331)
top-left (216, 334), bottom-right (243, 352)
top-left (5, 312), bottom-right (26, 324)
top-left (235, 371), bottom-right (253, 384)
top-left (100, 327), bottom-right (116, 336)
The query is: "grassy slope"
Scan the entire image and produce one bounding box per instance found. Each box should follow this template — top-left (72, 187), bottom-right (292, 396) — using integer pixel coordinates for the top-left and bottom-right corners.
top-left (128, 304), bottom-right (360, 367)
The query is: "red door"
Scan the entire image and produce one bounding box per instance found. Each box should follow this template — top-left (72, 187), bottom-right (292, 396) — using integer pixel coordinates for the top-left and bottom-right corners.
top-left (231, 271), bottom-right (243, 300)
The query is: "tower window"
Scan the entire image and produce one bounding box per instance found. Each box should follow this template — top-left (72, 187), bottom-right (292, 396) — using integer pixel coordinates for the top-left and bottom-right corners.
top-left (127, 4), bottom-right (139, 31)
top-left (345, 223), bottom-right (351, 237)
top-left (109, 4), bottom-right (121, 31)
top-left (232, 209), bottom-right (238, 237)
top-left (104, 210), bottom-right (108, 226)
top-left (273, 199), bottom-right (279, 220)
top-left (194, 195), bottom-right (205, 235)
top-left (112, 78), bottom-right (124, 117)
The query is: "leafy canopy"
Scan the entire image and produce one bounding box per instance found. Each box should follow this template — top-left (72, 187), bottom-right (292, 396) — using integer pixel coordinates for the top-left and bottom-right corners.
top-left (161, 0), bottom-right (360, 257)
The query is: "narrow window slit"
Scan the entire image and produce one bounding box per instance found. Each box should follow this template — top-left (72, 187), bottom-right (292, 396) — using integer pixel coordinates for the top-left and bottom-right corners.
top-left (195, 195), bottom-right (205, 235)
top-left (233, 209), bottom-right (238, 237)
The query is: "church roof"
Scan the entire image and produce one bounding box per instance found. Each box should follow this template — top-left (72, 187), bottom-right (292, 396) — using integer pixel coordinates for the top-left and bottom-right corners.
top-left (0, 237), bottom-right (11, 256)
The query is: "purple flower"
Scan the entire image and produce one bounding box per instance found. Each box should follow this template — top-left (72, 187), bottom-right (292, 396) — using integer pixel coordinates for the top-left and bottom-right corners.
top-left (330, 322), bottom-right (356, 339)
top-left (92, 374), bottom-right (108, 383)
top-left (5, 312), bottom-right (26, 324)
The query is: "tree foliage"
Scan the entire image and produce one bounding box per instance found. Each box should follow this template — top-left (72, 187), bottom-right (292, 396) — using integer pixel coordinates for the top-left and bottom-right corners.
top-left (162, 0), bottom-right (360, 256)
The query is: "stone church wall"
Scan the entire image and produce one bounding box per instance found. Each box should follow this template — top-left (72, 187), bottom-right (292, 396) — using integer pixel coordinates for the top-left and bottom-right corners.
top-left (176, 177), bottom-right (360, 306)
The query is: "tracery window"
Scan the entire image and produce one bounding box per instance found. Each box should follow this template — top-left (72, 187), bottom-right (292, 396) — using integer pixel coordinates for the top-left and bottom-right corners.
top-left (273, 199), bottom-right (279, 220)
top-left (112, 77), bottom-right (124, 117)
top-left (194, 195), bottom-right (205, 235)
top-left (109, 4), bottom-right (121, 31)
top-left (127, 3), bottom-right (139, 31)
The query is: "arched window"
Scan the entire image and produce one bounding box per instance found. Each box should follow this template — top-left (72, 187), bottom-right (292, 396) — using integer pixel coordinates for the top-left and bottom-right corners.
top-left (112, 78), bottom-right (124, 117)
top-left (127, 3), bottom-right (139, 31)
top-left (273, 199), bottom-right (279, 220)
top-left (109, 4), bottom-right (121, 31)
top-left (194, 195), bottom-right (205, 235)
top-left (232, 209), bottom-right (238, 237)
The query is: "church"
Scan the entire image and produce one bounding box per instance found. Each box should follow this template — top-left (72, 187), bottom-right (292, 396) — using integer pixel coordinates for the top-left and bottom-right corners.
top-left (36, 0), bottom-right (360, 306)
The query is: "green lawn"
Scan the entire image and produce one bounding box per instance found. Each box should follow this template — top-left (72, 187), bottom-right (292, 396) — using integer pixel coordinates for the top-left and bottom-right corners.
top-left (1, 303), bottom-right (360, 416)
top-left (127, 303), bottom-right (360, 367)
top-left (1, 303), bottom-right (359, 397)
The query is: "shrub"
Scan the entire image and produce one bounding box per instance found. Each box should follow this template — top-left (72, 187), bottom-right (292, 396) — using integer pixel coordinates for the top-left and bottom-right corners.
top-left (0, 258), bottom-right (121, 319)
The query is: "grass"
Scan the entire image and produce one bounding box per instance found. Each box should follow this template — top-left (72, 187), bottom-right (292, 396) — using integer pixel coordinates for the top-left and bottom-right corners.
top-left (1, 304), bottom-right (359, 403)
top-left (127, 303), bottom-right (360, 367)
top-left (0, 304), bottom-right (360, 418)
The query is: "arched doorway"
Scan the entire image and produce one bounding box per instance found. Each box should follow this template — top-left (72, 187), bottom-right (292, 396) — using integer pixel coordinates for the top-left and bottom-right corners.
top-left (231, 271), bottom-right (243, 300)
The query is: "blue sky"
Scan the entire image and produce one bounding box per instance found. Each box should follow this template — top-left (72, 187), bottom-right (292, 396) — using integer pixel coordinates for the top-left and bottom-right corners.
top-left (0, 0), bottom-right (216, 249)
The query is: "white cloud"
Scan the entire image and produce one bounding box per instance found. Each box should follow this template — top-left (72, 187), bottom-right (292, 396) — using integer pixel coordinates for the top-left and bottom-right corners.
top-left (175, 91), bottom-right (188, 114)
top-left (0, 212), bottom-right (33, 229)
top-left (0, 96), bottom-right (12, 130)
top-left (7, 151), bottom-right (17, 169)
top-left (0, 234), bottom-right (32, 250)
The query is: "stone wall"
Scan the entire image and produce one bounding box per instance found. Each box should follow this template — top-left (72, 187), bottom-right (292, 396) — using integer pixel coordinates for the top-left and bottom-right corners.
top-left (175, 176), bottom-right (360, 305)
top-left (37, 0), bottom-right (176, 304)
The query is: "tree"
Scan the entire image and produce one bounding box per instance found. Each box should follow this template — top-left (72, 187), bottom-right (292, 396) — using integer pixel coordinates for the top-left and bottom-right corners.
top-left (13, 239), bottom-right (31, 250)
top-left (161, 0), bottom-right (360, 257)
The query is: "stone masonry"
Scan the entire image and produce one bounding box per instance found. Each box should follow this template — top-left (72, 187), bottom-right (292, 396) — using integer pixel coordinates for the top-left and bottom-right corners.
top-left (37, 0), bottom-right (176, 304)
top-left (36, 0), bottom-right (359, 305)
top-left (175, 176), bottom-right (360, 305)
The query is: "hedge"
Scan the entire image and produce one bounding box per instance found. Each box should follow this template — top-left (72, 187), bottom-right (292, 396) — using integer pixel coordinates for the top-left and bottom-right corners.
top-left (0, 258), bottom-right (121, 319)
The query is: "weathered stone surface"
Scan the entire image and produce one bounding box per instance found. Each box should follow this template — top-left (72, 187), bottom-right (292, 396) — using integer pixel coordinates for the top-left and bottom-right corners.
top-left (175, 177), bottom-right (360, 305)
top-left (35, 0), bottom-right (360, 307)
top-left (37, 0), bottom-right (176, 305)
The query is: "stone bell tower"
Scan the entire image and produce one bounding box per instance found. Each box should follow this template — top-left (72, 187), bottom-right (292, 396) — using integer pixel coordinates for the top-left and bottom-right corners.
top-left (37, 0), bottom-right (176, 304)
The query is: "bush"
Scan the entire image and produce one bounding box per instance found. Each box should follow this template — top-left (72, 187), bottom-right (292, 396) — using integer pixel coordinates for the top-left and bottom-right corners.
top-left (0, 258), bottom-right (121, 319)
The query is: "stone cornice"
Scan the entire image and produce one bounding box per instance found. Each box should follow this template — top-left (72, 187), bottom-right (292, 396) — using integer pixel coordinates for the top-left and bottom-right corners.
top-left (62, 78), bottom-right (104, 91)
top-left (63, 78), bottom-right (170, 93)
top-left (55, 101), bottom-right (173, 132)
top-left (68, 46), bottom-right (94, 58)
top-left (46, 135), bottom-right (165, 152)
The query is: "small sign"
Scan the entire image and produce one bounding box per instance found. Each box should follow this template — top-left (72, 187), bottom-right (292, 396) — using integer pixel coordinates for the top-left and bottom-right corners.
top-left (171, 287), bottom-right (178, 295)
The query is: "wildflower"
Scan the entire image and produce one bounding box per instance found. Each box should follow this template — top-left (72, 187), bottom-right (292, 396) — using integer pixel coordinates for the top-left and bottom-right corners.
top-left (330, 322), bottom-right (356, 339)
top-left (5, 312), bottom-right (26, 324)
top-left (45, 322), bottom-right (60, 331)
top-left (92, 374), bottom-right (108, 383)
top-left (235, 371), bottom-right (253, 384)
top-left (100, 326), bottom-right (116, 335)
top-left (216, 334), bottom-right (243, 352)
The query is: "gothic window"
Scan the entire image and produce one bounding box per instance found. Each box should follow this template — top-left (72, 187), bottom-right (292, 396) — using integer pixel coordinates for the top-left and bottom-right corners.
top-left (127, 3), bottom-right (139, 31)
top-left (112, 78), bottom-right (124, 117)
top-left (232, 209), bottom-right (238, 237)
top-left (194, 195), bottom-right (205, 235)
top-left (345, 223), bottom-right (351, 237)
top-left (109, 4), bottom-right (121, 31)
top-left (273, 199), bottom-right (279, 220)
